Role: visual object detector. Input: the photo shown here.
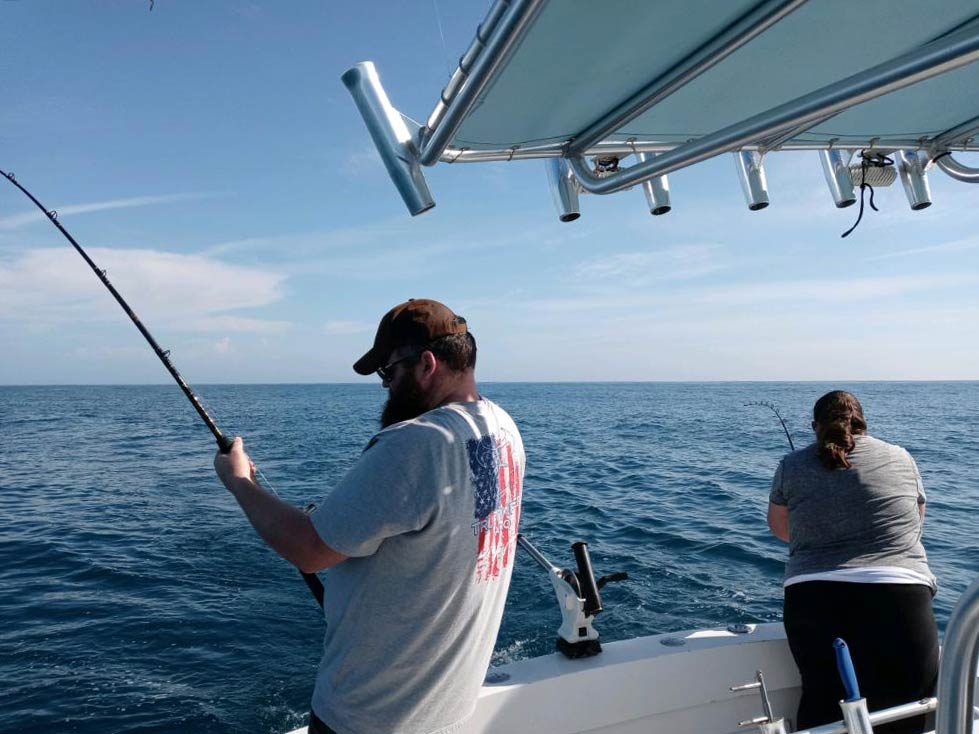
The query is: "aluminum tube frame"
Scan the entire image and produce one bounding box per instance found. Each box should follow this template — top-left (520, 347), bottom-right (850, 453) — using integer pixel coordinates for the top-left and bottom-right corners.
top-left (516, 535), bottom-right (559, 573)
top-left (936, 152), bottom-right (979, 182)
top-left (791, 699), bottom-right (937, 734)
top-left (758, 720), bottom-right (789, 734)
top-left (761, 111), bottom-right (839, 151)
top-left (440, 138), bottom-right (964, 163)
top-left (427, 0), bottom-right (510, 135)
top-left (935, 575), bottom-right (979, 734)
top-left (567, 0), bottom-right (809, 155)
top-left (568, 26), bottom-right (979, 195)
top-left (930, 114), bottom-right (979, 149)
top-left (418, 0), bottom-right (548, 166)
top-left (839, 699), bottom-right (875, 734)
top-left (342, 62), bottom-right (435, 216)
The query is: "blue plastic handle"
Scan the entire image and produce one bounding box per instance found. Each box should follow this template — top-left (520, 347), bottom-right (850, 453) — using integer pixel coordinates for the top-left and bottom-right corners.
top-left (834, 638), bottom-right (861, 701)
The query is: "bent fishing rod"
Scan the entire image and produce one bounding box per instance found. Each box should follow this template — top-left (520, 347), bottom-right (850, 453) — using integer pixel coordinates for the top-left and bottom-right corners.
top-left (1, 169), bottom-right (324, 609)
top-left (745, 400), bottom-right (795, 451)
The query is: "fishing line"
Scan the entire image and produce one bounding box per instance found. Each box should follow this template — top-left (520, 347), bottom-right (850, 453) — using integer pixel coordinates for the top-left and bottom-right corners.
top-left (744, 400), bottom-right (795, 451)
top-left (1, 169), bottom-right (324, 609)
top-left (431, 0), bottom-right (452, 78)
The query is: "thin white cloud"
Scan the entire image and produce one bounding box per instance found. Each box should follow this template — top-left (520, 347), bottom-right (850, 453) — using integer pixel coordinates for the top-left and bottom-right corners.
top-left (568, 244), bottom-right (728, 283)
top-left (0, 192), bottom-right (221, 230)
top-left (187, 315), bottom-right (291, 334)
top-left (695, 273), bottom-right (979, 306)
top-left (0, 247), bottom-right (287, 332)
top-left (339, 144), bottom-right (383, 176)
top-left (507, 272), bottom-right (979, 317)
top-left (864, 236), bottom-right (979, 261)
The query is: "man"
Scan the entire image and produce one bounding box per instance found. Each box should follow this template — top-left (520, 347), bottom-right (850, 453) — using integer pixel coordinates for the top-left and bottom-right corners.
top-left (214, 298), bottom-right (525, 734)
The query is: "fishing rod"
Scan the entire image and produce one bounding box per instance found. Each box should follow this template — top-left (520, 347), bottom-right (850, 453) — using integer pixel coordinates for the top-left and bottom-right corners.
top-left (744, 400), bottom-right (795, 451)
top-left (1, 169), bottom-right (325, 609)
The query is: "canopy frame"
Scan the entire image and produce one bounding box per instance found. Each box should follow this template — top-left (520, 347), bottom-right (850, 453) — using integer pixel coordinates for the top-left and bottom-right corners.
top-left (343, 0), bottom-right (979, 218)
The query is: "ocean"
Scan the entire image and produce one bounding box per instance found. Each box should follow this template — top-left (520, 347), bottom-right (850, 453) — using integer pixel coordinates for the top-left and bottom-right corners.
top-left (1, 382), bottom-right (976, 734)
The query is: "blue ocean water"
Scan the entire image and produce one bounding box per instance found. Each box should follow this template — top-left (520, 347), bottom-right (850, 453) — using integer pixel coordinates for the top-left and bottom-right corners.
top-left (1, 382), bottom-right (977, 734)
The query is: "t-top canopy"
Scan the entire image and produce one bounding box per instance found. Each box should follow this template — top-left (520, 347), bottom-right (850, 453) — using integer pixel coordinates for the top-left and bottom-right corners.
top-left (343, 0), bottom-right (979, 220)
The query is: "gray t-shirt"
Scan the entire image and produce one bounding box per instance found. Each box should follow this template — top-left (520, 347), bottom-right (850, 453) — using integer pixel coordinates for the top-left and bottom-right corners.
top-left (309, 398), bottom-right (525, 734)
top-left (769, 434), bottom-right (934, 588)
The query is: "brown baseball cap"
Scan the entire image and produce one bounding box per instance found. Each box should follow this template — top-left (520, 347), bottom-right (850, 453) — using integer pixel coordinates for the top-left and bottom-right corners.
top-left (353, 298), bottom-right (468, 375)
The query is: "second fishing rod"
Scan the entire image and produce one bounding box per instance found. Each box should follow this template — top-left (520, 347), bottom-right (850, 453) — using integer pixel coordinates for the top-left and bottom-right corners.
top-left (1, 168), bottom-right (325, 609)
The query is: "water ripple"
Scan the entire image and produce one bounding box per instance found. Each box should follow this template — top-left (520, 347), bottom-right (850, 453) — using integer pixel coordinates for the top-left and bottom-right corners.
top-left (1, 382), bottom-right (976, 733)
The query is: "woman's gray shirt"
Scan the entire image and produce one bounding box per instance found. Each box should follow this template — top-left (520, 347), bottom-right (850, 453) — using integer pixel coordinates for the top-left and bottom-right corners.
top-left (769, 434), bottom-right (935, 589)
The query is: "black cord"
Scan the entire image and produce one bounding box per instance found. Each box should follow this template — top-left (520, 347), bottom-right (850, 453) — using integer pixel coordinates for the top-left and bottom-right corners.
top-left (841, 152), bottom-right (893, 238)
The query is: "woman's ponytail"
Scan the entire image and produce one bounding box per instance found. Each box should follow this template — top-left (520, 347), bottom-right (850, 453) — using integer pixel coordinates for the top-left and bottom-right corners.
top-left (813, 391), bottom-right (867, 470)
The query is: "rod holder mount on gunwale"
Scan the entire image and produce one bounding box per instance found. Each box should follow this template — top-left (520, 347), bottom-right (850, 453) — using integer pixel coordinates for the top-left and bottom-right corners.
top-left (517, 535), bottom-right (627, 659)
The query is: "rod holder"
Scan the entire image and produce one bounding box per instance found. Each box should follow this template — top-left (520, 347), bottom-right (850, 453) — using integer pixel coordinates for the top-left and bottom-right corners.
top-left (734, 151), bottom-right (770, 210)
top-left (572, 542), bottom-right (602, 617)
top-left (896, 150), bottom-right (932, 210)
top-left (546, 159), bottom-right (581, 222)
top-left (637, 152), bottom-right (671, 215)
top-left (840, 699), bottom-right (875, 734)
top-left (342, 62), bottom-right (435, 217)
top-left (820, 149), bottom-right (856, 207)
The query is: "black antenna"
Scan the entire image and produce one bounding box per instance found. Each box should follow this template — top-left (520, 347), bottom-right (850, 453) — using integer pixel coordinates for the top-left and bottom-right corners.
top-left (745, 400), bottom-right (795, 451)
top-left (2, 169), bottom-right (324, 608)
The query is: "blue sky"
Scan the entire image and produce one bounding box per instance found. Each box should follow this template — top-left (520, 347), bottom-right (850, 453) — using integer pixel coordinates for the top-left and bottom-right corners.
top-left (1, 1), bottom-right (977, 384)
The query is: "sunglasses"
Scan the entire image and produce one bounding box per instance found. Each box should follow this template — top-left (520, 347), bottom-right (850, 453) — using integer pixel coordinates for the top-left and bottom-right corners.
top-left (376, 351), bottom-right (421, 383)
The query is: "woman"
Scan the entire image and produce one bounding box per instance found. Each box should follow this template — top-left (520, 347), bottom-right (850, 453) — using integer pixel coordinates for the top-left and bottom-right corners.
top-left (768, 390), bottom-right (938, 734)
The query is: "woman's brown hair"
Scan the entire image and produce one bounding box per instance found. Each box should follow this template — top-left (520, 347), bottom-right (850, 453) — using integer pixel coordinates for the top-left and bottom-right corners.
top-left (813, 390), bottom-right (867, 470)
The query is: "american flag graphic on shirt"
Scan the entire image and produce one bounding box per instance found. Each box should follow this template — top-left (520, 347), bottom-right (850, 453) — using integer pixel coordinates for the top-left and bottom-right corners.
top-left (468, 431), bottom-right (522, 583)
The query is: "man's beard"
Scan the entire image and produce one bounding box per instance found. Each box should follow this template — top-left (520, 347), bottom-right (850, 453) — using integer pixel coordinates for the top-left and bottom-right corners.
top-left (380, 374), bottom-right (430, 428)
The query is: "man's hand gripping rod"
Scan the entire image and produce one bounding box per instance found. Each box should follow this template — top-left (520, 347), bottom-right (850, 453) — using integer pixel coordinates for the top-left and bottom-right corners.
top-left (1, 169), bottom-right (325, 609)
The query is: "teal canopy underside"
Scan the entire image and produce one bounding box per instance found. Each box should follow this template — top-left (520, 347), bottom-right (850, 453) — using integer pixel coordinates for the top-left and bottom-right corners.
top-left (448, 0), bottom-right (979, 152)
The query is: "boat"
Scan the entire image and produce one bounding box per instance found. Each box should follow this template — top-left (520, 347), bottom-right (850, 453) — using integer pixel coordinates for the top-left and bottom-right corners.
top-left (283, 532), bottom-right (978, 734)
top-left (293, 1), bottom-right (979, 733)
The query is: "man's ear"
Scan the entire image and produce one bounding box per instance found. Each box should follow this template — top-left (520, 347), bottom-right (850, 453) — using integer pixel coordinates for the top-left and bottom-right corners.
top-left (418, 350), bottom-right (438, 381)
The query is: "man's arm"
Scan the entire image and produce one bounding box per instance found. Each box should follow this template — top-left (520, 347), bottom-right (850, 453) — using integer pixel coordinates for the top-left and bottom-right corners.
top-left (767, 502), bottom-right (790, 543)
top-left (214, 437), bottom-right (347, 574)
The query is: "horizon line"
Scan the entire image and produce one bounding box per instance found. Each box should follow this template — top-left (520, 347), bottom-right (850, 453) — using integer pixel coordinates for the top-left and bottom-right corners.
top-left (2, 379), bottom-right (977, 388)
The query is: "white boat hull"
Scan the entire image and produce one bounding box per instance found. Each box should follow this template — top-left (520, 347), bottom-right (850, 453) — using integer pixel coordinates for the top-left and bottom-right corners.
top-left (287, 623), bottom-right (801, 734)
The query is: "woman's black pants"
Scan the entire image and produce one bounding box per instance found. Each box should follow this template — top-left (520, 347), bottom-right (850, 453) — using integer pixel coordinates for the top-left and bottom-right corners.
top-left (784, 581), bottom-right (938, 734)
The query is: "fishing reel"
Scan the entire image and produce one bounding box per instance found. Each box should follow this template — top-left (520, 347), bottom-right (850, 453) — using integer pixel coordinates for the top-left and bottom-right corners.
top-left (517, 535), bottom-right (628, 659)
